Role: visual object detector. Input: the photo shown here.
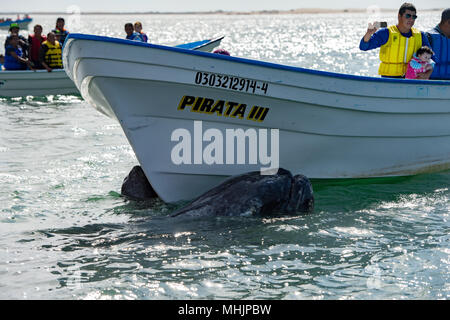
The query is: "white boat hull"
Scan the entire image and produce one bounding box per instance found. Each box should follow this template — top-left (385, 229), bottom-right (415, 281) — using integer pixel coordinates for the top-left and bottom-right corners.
top-left (63, 34), bottom-right (450, 202)
top-left (0, 69), bottom-right (79, 97)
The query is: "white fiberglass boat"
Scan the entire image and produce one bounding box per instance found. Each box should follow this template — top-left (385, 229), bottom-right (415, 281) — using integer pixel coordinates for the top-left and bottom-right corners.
top-left (63, 33), bottom-right (450, 203)
top-left (0, 37), bottom-right (223, 98)
top-left (0, 69), bottom-right (78, 97)
top-left (175, 36), bottom-right (224, 52)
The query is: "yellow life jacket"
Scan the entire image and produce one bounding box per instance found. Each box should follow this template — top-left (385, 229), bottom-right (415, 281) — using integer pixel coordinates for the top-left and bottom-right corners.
top-left (42, 40), bottom-right (63, 68)
top-left (379, 25), bottom-right (422, 77)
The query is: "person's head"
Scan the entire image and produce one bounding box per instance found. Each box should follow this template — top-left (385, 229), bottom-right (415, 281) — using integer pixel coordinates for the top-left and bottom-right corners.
top-left (398, 3), bottom-right (417, 30)
top-left (33, 24), bottom-right (43, 36)
top-left (134, 21), bottom-right (143, 33)
top-left (56, 17), bottom-right (65, 29)
top-left (439, 8), bottom-right (450, 38)
top-left (213, 48), bottom-right (230, 56)
top-left (124, 23), bottom-right (134, 36)
top-left (9, 33), bottom-right (19, 46)
top-left (9, 22), bottom-right (19, 33)
top-left (416, 46), bottom-right (434, 62)
top-left (47, 32), bottom-right (56, 44)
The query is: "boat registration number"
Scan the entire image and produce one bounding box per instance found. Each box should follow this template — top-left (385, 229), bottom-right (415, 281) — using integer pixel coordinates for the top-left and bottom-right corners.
top-left (195, 72), bottom-right (268, 94)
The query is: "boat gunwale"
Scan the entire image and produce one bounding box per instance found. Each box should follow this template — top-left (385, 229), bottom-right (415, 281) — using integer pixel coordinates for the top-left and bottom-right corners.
top-left (64, 33), bottom-right (450, 86)
top-left (0, 18), bottom-right (32, 27)
top-left (0, 69), bottom-right (67, 75)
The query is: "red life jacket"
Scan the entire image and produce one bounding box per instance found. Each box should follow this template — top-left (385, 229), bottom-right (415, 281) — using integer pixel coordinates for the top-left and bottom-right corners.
top-left (29, 34), bottom-right (47, 62)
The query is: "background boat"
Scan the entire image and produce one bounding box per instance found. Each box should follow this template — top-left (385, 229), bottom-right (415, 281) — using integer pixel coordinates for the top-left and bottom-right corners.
top-left (0, 36), bottom-right (223, 97)
top-left (175, 36), bottom-right (224, 52)
top-left (0, 17), bottom-right (32, 30)
top-left (0, 69), bottom-right (78, 97)
top-left (64, 34), bottom-right (450, 202)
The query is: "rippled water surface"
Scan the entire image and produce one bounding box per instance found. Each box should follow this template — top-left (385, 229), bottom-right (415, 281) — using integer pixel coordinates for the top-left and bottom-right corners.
top-left (0, 13), bottom-right (449, 299)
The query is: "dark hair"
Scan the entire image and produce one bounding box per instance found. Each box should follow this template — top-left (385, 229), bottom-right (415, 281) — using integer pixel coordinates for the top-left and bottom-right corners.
top-left (399, 2), bottom-right (416, 16)
top-left (124, 23), bottom-right (133, 29)
top-left (34, 24), bottom-right (43, 30)
top-left (57, 17), bottom-right (65, 23)
top-left (416, 46), bottom-right (434, 56)
top-left (441, 8), bottom-right (450, 23)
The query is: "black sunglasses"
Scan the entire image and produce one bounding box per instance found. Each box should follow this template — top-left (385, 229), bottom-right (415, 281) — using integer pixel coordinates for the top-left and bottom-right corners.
top-left (404, 13), bottom-right (418, 20)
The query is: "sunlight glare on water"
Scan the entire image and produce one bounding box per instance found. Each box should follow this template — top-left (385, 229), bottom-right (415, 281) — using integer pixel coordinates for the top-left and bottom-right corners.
top-left (0, 12), bottom-right (449, 300)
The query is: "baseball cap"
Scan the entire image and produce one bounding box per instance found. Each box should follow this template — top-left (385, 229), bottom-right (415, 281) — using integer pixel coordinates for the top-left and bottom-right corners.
top-left (9, 23), bottom-right (19, 31)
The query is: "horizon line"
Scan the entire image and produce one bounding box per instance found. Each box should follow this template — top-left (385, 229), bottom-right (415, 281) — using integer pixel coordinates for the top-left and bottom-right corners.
top-left (0, 7), bottom-right (445, 15)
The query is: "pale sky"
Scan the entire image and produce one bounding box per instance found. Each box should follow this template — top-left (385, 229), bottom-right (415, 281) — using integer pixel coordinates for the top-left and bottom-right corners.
top-left (0, 0), bottom-right (448, 13)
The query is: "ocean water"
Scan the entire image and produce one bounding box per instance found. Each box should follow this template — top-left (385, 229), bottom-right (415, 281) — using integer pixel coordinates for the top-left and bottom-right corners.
top-left (0, 12), bottom-right (449, 300)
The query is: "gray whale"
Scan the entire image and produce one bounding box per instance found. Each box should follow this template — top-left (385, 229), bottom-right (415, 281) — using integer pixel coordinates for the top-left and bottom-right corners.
top-left (121, 166), bottom-right (158, 200)
top-left (171, 168), bottom-right (314, 217)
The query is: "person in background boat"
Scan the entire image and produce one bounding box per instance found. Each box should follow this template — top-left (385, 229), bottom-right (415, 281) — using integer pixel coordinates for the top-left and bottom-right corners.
top-left (405, 46), bottom-right (435, 79)
top-left (213, 48), bottom-right (230, 56)
top-left (52, 17), bottom-right (70, 46)
top-left (359, 2), bottom-right (432, 79)
top-left (28, 24), bottom-right (47, 69)
top-left (3, 33), bottom-right (34, 70)
top-left (0, 54), bottom-right (4, 70)
top-left (425, 8), bottom-right (450, 80)
top-left (134, 22), bottom-right (148, 42)
top-left (124, 23), bottom-right (145, 42)
top-left (39, 32), bottom-right (63, 72)
top-left (4, 23), bottom-right (29, 58)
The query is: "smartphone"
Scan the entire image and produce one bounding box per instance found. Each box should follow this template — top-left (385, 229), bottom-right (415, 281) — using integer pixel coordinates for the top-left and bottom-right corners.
top-left (375, 21), bottom-right (388, 28)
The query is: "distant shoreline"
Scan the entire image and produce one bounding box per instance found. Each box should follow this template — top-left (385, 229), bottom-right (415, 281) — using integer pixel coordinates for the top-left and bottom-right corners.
top-left (0, 8), bottom-right (445, 15)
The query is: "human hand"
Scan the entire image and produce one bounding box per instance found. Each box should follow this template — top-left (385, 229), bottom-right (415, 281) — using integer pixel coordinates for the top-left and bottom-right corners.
top-left (25, 60), bottom-right (35, 71)
top-left (363, 22), bottom-right (378, 42)
top-left (416, 69), bottom-right (432, 79)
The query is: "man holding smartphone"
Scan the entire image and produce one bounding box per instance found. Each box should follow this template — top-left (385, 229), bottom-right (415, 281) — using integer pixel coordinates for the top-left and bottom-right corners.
top-left (359, 2), bottom-right (432, 78)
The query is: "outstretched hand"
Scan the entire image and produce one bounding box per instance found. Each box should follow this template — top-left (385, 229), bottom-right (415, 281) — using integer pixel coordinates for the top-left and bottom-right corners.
top-left (363, 22), bottom-right (378, 42)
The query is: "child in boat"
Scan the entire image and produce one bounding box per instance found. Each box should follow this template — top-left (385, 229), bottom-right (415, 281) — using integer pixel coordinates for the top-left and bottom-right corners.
top-left (39, 32), bottom-right (63, 72)
top-left (405, 46), bottom-right (435, 79)
top-left (134, 22), bottom-right (148, 42)
top-left (124, 23), bottom-right (144, 42)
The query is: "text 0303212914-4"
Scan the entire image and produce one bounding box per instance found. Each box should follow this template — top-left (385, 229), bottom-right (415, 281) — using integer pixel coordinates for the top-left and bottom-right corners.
top-left (195, 71), bottom-right (269, 94)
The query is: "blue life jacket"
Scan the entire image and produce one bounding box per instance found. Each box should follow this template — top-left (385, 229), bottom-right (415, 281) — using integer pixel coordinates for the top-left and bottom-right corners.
top-left (126, 32), bottom-right (144, 42)
top-left (426, 27), bottom-right (450, 80)
top-left (4, 45), bottom-right (25, 70)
